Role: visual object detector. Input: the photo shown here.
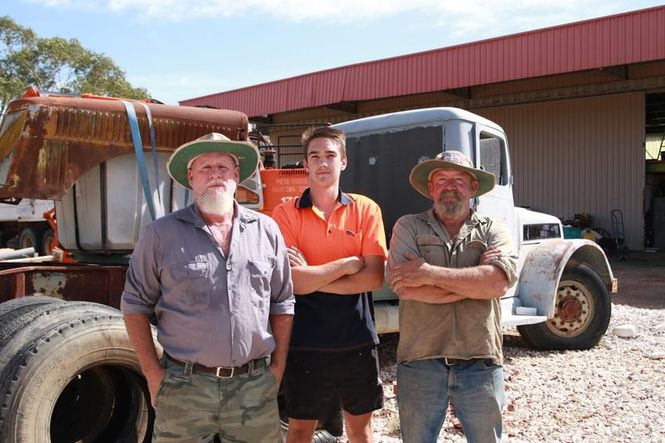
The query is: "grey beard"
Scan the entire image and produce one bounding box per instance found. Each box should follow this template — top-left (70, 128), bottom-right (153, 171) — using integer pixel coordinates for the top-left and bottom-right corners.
top-left (196, 191), bottom-right (234, 215)
top-left (434, 199), bottom-right (466, 219)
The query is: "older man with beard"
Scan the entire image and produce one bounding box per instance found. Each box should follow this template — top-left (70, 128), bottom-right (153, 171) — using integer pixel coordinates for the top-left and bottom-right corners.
top-left (121, 133), bottom-right (294, 443)
top-left (387, 150), bottom-right (518, 443)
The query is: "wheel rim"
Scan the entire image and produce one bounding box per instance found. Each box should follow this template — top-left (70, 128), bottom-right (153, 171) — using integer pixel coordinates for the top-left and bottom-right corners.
top-left (545, 278), bottom-right (595, 338)
top-left (20, 234), bottom-right (34, 249)
top-left (42, 231), bottom-right (55, 255)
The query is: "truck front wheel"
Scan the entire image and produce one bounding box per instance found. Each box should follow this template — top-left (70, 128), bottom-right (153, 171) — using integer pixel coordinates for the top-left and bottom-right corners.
top-left (517, 265), bottom-right (611, 350)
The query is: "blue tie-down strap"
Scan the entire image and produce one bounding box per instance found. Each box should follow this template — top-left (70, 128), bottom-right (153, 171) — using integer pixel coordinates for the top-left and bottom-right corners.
top-left (122, 100), bottom-right (156, 221)
top-left (140, 102), bottom-right (162, 209)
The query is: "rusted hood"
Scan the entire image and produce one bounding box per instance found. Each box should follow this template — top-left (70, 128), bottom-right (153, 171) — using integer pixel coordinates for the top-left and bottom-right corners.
top-left (0, 95), bottom-right (249, 199)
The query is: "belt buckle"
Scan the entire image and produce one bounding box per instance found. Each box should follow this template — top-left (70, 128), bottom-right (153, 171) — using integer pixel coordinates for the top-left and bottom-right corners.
top-left (215, 366), bottom-right (234, 378)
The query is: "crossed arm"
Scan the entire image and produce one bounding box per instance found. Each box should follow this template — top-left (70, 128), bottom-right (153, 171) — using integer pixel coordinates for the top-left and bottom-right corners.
top-left (287, 246), bottom-right (384, 295)
top-left (388, 249), bottom-right (509, 304)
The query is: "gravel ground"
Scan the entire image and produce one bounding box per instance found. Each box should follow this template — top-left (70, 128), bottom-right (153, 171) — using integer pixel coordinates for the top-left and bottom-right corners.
top-left (368, 257), bottom-right (665, 443)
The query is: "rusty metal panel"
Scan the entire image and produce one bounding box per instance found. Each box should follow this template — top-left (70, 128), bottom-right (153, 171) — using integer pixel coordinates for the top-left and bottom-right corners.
top-left (479, 92), bottom-right (644, 250)
top-left (181, 6), bottom-right (665, 118)
top-left (0, 95), bottom-right (249, 199)
top-left (0, 263), bottom-right (127, 308)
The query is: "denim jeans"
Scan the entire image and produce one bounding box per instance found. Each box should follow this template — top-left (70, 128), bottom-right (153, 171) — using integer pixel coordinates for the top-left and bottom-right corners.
top-left (397, 358), bottom-right (504, 443)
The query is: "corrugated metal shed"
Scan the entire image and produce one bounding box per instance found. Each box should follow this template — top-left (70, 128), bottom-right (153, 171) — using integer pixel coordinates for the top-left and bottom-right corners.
top-left (181, 6), bottom-right (665, 117)
top-left (480, 93), bottom-right (644, 250)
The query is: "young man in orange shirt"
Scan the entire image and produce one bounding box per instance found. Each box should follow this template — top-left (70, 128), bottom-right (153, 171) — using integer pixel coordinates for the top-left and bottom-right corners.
top-left (272, 126), bottom-right (387, 443)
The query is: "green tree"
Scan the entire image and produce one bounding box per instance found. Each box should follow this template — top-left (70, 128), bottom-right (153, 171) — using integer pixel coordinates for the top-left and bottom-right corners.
top-left (1, 16), bottom-right (150, 114)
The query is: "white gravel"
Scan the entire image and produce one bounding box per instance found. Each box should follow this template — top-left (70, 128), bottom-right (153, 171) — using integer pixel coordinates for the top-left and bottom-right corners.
top-left (370, 297), bottom-right (665, 442)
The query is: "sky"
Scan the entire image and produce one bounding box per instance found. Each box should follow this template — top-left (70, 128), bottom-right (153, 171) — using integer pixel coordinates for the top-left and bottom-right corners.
top-left (3, 0), bottom-right (664, 105)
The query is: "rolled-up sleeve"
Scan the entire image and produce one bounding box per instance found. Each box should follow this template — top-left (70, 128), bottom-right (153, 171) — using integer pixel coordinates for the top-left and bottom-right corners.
top-left (120, 224), bottom-right (162, 315)
top-left (267, 221), bottom-right (295, 316)
top-left (387, 215), bottom-right (421, 279)
top-left (361, 200), bottom-right (388, 259)
top-left (487, 221), bottom-right (519, 288)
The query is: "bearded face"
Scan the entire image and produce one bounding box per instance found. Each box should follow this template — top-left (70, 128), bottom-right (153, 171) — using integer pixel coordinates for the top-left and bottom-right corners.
top-left (428, 168), bottom-right (479, 221)
top-left (196, 183), bottom-right (236, 215)
top-left (434, 189), bottom-right (467, 219)
top-left (187, 152), bottom-right (239, 216)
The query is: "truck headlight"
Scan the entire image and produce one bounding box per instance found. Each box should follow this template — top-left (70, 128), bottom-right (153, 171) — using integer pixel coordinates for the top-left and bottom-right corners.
top-left (523, 223), bottom-right (562, 241)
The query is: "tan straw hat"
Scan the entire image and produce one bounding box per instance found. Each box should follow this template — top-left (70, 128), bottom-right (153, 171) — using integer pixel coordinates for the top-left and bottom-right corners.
top-left (409, 150), bottom-right (496, 199)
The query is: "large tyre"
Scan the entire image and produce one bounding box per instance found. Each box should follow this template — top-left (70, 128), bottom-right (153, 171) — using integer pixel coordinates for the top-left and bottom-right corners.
top-left (0, 309), bottom-right (153, 442)
top-left (18, 226), bottom-right (41, 254)
top-left (0, 300), bottom-right (121, 371)
top-left (517, 264), bottom-right (611, 350)
top-left (0, 295), bottom-right (63, 319)
top-left (41, 227), bottom-right (56, 255)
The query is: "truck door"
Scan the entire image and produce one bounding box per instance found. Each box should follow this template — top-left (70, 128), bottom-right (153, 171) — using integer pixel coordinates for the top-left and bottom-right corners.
top-left (473, 125), bottom-right (519, 251)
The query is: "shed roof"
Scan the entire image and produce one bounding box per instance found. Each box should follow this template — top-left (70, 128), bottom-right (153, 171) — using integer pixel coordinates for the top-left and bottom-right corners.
top-left (180, 6), bottom-right (665, 117)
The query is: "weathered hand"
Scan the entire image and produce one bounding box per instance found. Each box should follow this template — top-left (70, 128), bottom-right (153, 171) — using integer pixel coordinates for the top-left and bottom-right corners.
top-left (287, 246), bottom-right (308, 267)
top-left (146, 367), bottom-right (165, 408)
top-left (389, 252), bottom-right (430, 292)
top-left (268, 363), bottom-right (285, 385)
top-left (480, 246), bottom-right (503, 265)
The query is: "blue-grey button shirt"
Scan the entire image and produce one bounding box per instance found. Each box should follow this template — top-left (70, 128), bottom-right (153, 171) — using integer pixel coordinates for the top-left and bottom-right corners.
top-left (121, 203), bottom-right (294, 367)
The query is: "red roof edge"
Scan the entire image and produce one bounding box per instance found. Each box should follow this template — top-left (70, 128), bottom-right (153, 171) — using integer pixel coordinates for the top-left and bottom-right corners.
top-left (180, 5), bottom-right (665, 117)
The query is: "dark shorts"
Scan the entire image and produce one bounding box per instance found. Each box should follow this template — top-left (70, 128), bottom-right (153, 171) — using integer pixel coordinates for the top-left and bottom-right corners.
top-left (284, 347), bottom-right (383, 420)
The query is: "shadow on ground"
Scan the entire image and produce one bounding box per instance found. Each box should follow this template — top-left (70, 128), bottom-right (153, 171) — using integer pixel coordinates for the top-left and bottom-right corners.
top-left (609, 250), bottom-right (665, 309)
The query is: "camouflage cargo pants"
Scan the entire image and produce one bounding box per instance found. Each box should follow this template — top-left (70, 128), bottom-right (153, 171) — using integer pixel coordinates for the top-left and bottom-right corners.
top-left (153, 357), bottom-right (281, 443)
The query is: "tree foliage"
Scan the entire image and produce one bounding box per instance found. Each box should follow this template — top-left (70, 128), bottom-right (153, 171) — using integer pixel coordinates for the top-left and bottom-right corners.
top-left (1, 16), bottom-right (150, 113)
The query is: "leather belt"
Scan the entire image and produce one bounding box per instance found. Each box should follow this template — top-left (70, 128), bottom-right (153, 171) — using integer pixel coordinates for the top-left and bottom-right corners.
top-left (165, 354), bottom-right (266, 378)
top-left (443, 357), bottom-right (495, 366)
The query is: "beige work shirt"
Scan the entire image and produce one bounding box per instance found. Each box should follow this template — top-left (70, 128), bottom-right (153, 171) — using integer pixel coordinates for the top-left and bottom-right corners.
top-left (388, 209), bottom-right (518, 365)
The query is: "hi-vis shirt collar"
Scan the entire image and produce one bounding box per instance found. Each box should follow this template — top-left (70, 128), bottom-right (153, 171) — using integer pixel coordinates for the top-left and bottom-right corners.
top-left (296, 188), bottom-right (354, 208)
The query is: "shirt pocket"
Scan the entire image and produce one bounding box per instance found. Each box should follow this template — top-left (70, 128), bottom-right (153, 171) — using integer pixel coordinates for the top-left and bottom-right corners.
top-left (165, 260), bottom-right (211, 309)
top-left (416, 234), bottom-right (446, 265)
top-left (461, 234), bottom-right (486, 266)
top-left (247, 257), bottom-right (275, 309)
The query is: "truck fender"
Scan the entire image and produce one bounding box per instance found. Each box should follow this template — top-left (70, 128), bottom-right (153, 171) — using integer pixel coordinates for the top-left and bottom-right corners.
top-left (517, 239), bottom-right (616, 318)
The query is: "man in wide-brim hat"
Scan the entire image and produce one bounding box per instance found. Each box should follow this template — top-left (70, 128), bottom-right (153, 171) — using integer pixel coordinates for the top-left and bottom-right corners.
top-left (122, 133), bottom-right (294, 443)
top-left (408, 149), bottom-right (496, 200)
top-left (387, 150), bottom-right (519, 443)
top-left (166, 132), bottom-right (260, 189)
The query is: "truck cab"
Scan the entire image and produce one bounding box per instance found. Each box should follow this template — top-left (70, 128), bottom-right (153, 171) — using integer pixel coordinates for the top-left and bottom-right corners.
top-left (0, 198), bottom-right (55, 254)
top-left (331, 107), bottom-right (615, 350)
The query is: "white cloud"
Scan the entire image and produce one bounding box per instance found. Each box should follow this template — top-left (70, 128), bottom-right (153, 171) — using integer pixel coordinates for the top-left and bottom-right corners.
top-left (26, 0), bottom-right (656, 24)
top-left (127, 70), bottom-right (237, 104)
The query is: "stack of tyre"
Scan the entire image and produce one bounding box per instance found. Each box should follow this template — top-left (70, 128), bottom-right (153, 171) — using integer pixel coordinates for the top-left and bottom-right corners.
top-left (0, 297), bottom-right (153, 442)
top-left (0, 296), bottom-right (344, 443)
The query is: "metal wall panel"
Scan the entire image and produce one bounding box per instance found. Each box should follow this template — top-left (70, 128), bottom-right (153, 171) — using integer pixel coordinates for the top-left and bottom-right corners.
top-left (479, 93), bottom-right (645, 250)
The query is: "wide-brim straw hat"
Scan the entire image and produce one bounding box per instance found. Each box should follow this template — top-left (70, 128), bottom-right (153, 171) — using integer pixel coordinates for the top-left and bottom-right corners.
top-left (409, 150), bottom-right (496, 199)
top-left (167, 132), bottom-right (259, 189)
